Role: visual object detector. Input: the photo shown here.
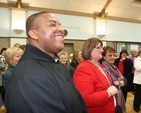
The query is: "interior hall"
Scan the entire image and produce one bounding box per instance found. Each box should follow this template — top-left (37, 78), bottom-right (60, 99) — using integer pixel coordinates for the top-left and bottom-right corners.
top-left (0, 0), bottom-right (141, 113)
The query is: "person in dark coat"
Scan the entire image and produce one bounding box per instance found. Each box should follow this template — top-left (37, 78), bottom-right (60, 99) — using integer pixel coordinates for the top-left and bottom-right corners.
top-left (4, 12), bottom-right (87, 113)
top-left (114, 50), bottom-right (133, 102)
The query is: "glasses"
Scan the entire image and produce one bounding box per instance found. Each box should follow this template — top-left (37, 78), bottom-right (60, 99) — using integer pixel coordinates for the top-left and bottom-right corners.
top-left (94, 46), bottom-right (102, 49)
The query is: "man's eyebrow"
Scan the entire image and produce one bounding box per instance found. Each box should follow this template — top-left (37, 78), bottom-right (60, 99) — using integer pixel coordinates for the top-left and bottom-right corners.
top-left (50, 20), bottom-right (61, 25)
top-left (50, 20), bottom-right (56, 23)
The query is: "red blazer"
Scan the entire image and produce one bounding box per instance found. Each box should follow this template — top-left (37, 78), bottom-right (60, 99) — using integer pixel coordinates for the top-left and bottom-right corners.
top-left (73, 60), bottom-right (115, 113)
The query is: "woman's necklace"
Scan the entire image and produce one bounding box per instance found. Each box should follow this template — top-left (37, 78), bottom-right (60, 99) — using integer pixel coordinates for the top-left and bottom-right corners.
top-left (88, 60), bottom-right (111, 85)
top-left (88, 60), bottom-right (104, 74)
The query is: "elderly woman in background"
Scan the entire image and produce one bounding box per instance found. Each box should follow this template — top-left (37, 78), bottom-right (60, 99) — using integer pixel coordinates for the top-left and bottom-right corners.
top-left (129, 49), bottom-right (137, 94)
top-left (73, 38), bottom-right (118, 113)
top-left (58, 51), bottom-right (74, 78)
top-left (101, 46), bottom-right (127, 113)
top-left (70, 49), bottom-right (83, 70)
top-left (129, 49), bottom-right (137, 74)
top-left (133, 49), bottom-right (141, 113)
top-left (3, 47), bottom-right (23, 91)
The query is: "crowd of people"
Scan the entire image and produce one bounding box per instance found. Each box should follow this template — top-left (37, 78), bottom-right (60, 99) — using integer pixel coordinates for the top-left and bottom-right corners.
top-left (0, 11), bottom-right (140, 113)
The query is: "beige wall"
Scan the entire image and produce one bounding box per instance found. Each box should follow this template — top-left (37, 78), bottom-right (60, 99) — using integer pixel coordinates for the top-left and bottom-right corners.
top-left (0, 37), bottom-right (10, 50)
top-left (106, 41), bottom-right (116, 49)
top-left (0, 37), bottom-right (116, 55)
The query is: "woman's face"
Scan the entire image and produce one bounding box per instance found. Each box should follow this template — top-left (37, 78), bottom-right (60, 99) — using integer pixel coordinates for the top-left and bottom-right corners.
top-left (104, 51), bottom-right (116, 65)
top-left (132, 51), bottom-right (137, 57)
top-left (121, 52), bottom-right (128, 60)
top-left (10, 52), bottom-right (23, 67)
top-left (78, 51), bottom-right (82, 59)
top-left (59, 54), bottom-right (67, 65)
top-left (91, 43), bottom-right (103, 61)
top-left (78, 51), bottom-right (83, 62)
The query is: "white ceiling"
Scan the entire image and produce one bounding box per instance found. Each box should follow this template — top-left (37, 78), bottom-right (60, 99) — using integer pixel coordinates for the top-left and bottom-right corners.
top-left (0, 0), bottom-right (141, 22)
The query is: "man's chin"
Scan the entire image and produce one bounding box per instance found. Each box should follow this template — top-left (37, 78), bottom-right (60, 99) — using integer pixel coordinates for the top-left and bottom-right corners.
top-left (57, 46), bottom-right (64, 52)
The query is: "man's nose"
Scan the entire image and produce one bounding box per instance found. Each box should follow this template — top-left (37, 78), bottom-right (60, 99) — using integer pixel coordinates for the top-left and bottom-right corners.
top-left (57, 26), bottom-right (64, 33)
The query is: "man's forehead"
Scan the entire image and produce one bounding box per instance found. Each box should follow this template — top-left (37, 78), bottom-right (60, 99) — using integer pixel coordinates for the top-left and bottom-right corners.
top-left (43, 13), bottom-right (60, 24)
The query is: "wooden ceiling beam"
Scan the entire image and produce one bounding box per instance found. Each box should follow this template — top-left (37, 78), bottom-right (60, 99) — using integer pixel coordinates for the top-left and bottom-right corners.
top-left (99, 0), bottom-right (112, 18)
top-left (17, 0), bottom-right (22, 8)
top-left (99, 9), bottom-right (105, 18)
top-left (0, 2), bottom-right (16, 8)
top-left (0, 2), bottom-right (141, 24)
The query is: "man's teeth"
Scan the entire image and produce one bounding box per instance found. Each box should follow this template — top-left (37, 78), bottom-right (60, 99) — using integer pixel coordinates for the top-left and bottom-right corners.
top-left (56, 36), bottom-right (63, 39)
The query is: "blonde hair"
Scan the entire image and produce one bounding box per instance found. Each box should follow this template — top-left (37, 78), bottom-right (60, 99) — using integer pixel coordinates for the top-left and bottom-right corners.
top-left (58, 51), bottom-right (68, 60)
top-left (130, 49), bottom-right (137, 55)
top-left (13, 43), bottom-right (21, 48)
top-left (5, 47), bottom-right (23, 64)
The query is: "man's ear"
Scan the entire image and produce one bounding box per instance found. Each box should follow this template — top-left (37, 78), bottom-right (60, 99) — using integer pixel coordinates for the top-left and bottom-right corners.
top-left (28, 30), bottom-right (38, 40)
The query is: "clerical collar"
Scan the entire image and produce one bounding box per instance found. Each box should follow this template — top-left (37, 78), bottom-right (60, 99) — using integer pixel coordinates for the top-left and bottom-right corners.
top-left (54, 56), bottom-right (59, 62)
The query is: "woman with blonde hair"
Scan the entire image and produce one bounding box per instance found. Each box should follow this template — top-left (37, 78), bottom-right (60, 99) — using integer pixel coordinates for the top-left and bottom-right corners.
top-left (3, 47), bottom-right (23, 91)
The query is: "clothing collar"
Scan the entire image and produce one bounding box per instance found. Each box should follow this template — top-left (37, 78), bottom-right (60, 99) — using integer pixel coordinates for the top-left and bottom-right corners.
top-left (8, 64), bottom-right (15, 68)
top-left (19, 44), bottom-right (58, 63)
top-left (54, 56), bottom-right (59, 62)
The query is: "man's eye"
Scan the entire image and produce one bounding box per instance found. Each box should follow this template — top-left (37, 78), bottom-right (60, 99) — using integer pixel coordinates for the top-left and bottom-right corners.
top-left (50, 23), bottom-right (56, 26)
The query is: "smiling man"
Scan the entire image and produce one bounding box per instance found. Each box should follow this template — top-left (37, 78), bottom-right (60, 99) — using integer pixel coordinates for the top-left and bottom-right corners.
top-left (4, 12), bottom-right (87, 113)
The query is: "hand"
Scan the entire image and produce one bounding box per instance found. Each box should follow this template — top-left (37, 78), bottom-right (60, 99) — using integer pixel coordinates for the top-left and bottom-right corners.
top-left (119, 80), bottom-right (125, 86)
top-left (113, 81), bottom-right (119, 85)
top-left (113, 80), bottom-right (124, 87)
top-left (107, 85), bottom-right (118, 97)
